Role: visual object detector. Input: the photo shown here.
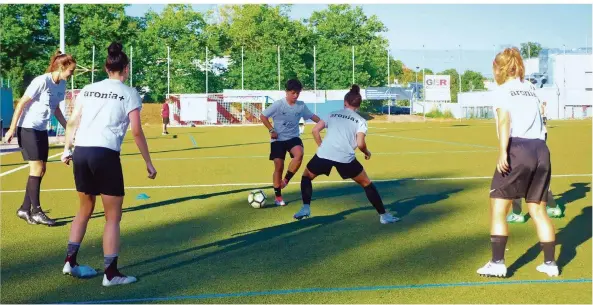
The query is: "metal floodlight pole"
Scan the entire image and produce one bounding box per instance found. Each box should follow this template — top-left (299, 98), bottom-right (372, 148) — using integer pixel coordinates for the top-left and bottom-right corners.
top-left (387, 49), bottom-right (390, 85)
top-left (130, 46), bottom-right (133, 87)
top-left (167, 46), bottom-right (170, 97)
top-left (206, 46), bottom-right (209, 95)
top-left (91, 45), bottom-right (95, 83)
top-left (352, 46), bottom-right (355, 84)
top-left (241, 46), bottom-right (244, 90)
top-left (314, 45), bottom-right (317, 115)
top-left (277, 45), bottom-right (281, 90)
top-left (60, 3), bottom-right (65, 53)
top-left (458, 44), bottom-right (462, 92)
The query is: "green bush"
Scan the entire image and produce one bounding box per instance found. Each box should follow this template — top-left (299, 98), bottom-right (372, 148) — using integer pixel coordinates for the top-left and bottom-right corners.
top-left (424, 107), bottom-right (455, 119)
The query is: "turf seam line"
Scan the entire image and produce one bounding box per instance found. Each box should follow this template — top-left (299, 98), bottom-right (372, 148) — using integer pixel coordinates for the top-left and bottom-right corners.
top-left (60, 278), bottom-right (593, 304)
top-left (1, 174), bottom-right (590, 193)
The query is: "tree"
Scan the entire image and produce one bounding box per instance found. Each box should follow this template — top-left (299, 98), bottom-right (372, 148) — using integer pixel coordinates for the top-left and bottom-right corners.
top-left (49, 4), bottom-right (141, 89)
top-left (520, 42), bottom-right (542, 58)
top-left (461, 70), bottom-right (486, 92)
top-left (216, 4), bottom-right (313, 90)
top-left (438, 68), bottom-right (459, 103)
top-left (308, 4), bottom-right (389, 89)
top-left (135, 5), bottom-right (219, 102)
top-left (0, 4), bottom-right (58, 97)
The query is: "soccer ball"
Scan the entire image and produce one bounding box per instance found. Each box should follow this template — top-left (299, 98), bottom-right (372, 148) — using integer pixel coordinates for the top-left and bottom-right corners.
top-left (248, 189), bottom-right (267, 208)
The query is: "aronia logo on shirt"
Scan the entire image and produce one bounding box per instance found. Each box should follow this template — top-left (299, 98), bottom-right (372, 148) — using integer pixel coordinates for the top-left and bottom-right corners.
top-left (330, 113), bottom-right (359, 123)
top-left (84, 91), bottom-right (125, 101)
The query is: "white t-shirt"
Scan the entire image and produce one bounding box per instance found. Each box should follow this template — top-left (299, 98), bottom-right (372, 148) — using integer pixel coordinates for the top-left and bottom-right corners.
top-left (74, 79), bottom-right (142, 152)
top-left (261, 98), bottom-right (314, 142)
top-left (493, 78), bottom-right (546, 140)
top-left (18, 73), bottom-right (67, 131)
top-left (316, 108), bottom-right (368, 163)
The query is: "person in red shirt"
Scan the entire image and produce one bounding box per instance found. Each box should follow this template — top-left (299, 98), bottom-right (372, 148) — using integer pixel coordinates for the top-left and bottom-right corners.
top-left (161, 100), bottom-right (170, 135)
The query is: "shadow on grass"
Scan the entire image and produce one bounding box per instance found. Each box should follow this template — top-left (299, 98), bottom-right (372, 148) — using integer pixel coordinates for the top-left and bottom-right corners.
top-left (507, 182), bottom-right (592, 277)
top-left (2, 176), bottom-right (482, 304)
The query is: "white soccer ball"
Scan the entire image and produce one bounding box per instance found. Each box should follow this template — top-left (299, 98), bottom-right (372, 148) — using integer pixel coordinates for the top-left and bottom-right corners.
top-left (248, 189), bottom-right (267, 208)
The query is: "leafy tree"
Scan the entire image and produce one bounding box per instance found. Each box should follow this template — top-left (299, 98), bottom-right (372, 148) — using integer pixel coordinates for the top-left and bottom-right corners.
top-left (307, 4), bottom-right (389, 89)
top-left (1, 4), bottom-right (58, 97)
top-left (520, 42), bottom-right (542, 58)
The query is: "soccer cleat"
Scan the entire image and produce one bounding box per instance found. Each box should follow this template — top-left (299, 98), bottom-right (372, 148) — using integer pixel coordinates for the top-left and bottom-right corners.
top-left (16, 209), bottom-right (37, 225)
top-left (547, 206), bottom-right (563, 218)
top-left (31, 211), bottom-right (56, 226)
top-left (379, 213), bottom-right (400, 224)
top-left (293, 205), bottom-right (311, 220)
top-left (275, 197), bottom-right (286, 206)
top-left (536, 262), bottom-right (559, 277)
top-left (477, 260), bottom-right (507, 277)
top-left (63, 262), bottom-right (98, 278)
top-left (102, 274), bottom-right (137, 287)
top-left (506, 213), bottom-right (526, 223)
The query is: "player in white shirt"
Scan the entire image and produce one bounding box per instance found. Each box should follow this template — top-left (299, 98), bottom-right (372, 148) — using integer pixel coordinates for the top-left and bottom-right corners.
top-left (507, 95), bottom-right (561, 223)
top-left (60, 42), bottom-right (157, 287)
top-left (477, 47), bottom-right (558, 278)
top-left (260, 79), bottom-right (320, 206)
top-left (292, 85), bottom-right (398, 224)
top-left (4, 50), bottom-right (76, 226)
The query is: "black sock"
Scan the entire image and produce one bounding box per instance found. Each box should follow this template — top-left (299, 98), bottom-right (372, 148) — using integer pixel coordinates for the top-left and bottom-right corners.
top-left (65, 242), bottom-right (80, 265)
top-left (490, 235), bottom-right (508, 262)
top-left (284, 171), bottom-right (295, 183)
top-left (363, 183), bottom-right (386, 214)
top-left (540, 242), bottom-right (556, 263)
top-left (301, 176), bottom-right (312, 205)
top-left (27, 176), bottom-right (42, 213)
top-left (274, 187), bottom-right (282, 198)
top-left (104, 255), bottom-right (120, 280)
top-left (20, 187), bottom-right (31, 211)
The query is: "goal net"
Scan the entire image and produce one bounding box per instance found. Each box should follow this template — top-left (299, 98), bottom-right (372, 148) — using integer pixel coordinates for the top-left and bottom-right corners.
top-left (167, 94), bottom-right (271, 126)
top-left (48, 89), bottom-right (80, 141)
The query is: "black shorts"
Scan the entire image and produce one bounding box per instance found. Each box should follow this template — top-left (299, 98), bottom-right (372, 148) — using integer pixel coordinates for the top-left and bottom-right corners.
top-left (162, 117), bottom-right (170, 124)
top-left (73, 146), bottom-right (125, 196)
top-left (306, 154), bottom-right (364, 180)
top-left (269, 137), bottom-right (303, 160)
top-left (490, 137), bottom-right (551, 203)
top-left (17, 127), bottom-right (49, 161)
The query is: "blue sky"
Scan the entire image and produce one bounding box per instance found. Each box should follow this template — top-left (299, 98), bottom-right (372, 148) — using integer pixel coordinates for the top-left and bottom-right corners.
top-left (125, 4), bottom-right (592, 76)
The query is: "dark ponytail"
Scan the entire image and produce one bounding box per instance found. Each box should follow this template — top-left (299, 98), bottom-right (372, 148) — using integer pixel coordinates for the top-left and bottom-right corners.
top-left (105, 42), bottom-right (129, 72)
top-left (344, 84), bottom-right (362, 107)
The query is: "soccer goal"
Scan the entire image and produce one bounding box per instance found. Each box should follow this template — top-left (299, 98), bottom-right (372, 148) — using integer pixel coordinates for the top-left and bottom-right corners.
top-left (167, 93), bottom-right (272, 126)
top-left (48, 89), bottom-right (80, 141)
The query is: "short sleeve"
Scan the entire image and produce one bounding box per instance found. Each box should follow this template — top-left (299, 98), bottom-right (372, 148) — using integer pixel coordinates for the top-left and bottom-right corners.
top-left (23, 76), bottom-right (45, 101)
top-left (492, 88), bottom-right (510, 113)
top-left (302, 103), bottom-right (314, 120)
top-left (262, 100), bottom-right (281, 118)
top-left (357, 119), bottom-right (368, 135)
top-left (125, 89), bottom-right (143, 115)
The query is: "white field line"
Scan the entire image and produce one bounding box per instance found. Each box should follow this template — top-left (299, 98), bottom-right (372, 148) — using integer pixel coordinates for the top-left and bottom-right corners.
top-left (373, 134), bottom-right (497, 149)
top-left (0, 174), bottom-right (590, 194)
top-left (0, 152), bottom-right (62, 177)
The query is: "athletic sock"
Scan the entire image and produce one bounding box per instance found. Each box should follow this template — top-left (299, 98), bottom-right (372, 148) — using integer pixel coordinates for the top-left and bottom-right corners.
top-left (490, 235), bottom-right (508, 263)
top-left (540, 241), bottom-right (556, 263)
top-left (363, 183), bottom-right (386, 214)
top-left (65, 242), bottom-right (80, 266)
top-left (27, 176), bottom-right (43, 214)
top-left (284, 171), bottom-right (295, 183)
top-left (301, 176), bottom-right (312, 205)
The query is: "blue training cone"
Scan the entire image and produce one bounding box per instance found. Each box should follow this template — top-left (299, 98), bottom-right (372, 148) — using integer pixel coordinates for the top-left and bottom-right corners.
top-left (136, 193), bottom-right (150, 200)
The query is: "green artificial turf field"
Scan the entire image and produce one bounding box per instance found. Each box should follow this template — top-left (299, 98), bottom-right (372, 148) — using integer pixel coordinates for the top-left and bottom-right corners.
top-left (1, 119), bottom-right (591, 304)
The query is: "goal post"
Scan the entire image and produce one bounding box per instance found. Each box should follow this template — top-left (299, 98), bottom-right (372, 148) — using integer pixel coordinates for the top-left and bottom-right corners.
top-left (168, 93), bottom-right (272, 126)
